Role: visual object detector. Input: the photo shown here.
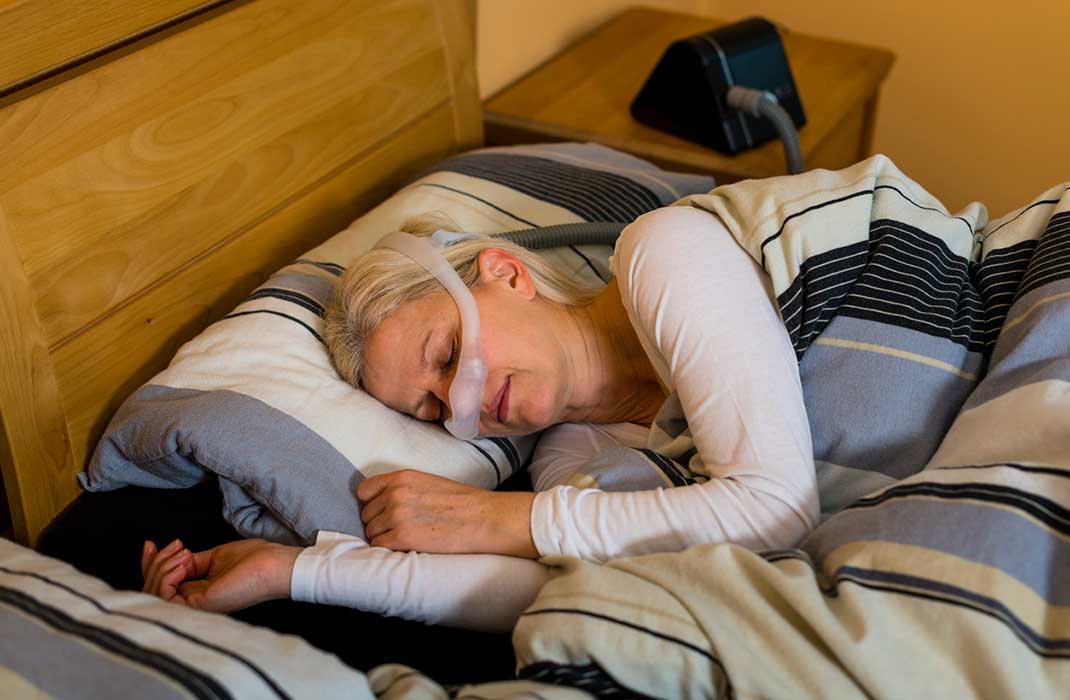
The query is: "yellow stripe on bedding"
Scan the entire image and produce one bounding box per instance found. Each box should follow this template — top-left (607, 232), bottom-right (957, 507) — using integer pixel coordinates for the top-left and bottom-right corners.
top-left (815, 337), bottom-right (978, 381)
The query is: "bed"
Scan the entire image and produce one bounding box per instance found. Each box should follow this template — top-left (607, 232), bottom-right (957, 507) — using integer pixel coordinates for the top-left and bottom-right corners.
top-left (3, 2), bottom-right (1070, 698)
top-left (0, 0), bottom-right (487, 547)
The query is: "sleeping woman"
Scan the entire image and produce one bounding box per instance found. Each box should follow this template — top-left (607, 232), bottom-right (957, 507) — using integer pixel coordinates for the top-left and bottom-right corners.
top-left (140, 205), bottom-right (819, 632)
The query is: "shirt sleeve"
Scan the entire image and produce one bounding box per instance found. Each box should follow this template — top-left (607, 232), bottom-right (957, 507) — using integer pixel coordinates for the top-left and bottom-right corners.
top-left (530, 206), bottom-right (819, 562)
top-left (290, 531), bottom-right (550, 633)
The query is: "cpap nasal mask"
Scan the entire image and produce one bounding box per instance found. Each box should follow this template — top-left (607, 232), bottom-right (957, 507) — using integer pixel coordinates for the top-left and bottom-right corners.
top-left (374, 230), bottom-right (488, 440)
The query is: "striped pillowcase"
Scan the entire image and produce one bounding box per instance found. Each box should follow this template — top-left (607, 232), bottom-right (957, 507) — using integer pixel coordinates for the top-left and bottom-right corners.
top-left (79, 143), bottom-right (714, 545)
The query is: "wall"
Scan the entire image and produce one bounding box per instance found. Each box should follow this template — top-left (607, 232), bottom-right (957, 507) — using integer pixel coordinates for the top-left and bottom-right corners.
top-left (478, 0), bottom-right (1069, 218)
top-left (477, 0), bottom-right (713, 97)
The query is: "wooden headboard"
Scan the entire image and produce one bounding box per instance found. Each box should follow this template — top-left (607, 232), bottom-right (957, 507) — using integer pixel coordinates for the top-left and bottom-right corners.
top-left (0, 0), bottom-right (482, 545)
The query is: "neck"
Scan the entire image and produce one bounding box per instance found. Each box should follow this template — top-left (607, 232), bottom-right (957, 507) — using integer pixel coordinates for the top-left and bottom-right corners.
top-left (559, 280), bottom-right (666, 426)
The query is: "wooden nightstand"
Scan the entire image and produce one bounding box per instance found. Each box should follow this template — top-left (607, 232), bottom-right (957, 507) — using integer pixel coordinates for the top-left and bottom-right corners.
top-left (484, 8), bottom-right (895, 183)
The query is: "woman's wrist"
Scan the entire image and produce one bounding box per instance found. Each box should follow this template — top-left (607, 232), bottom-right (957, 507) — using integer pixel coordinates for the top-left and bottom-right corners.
top-left (482, 491), bottom-right (538, 558)
top-left (268, 544), bottom-right (303, 600)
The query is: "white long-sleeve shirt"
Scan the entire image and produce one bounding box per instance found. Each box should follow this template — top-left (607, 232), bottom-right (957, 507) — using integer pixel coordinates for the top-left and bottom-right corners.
top-left (291, 206), bottom-right (818, 632)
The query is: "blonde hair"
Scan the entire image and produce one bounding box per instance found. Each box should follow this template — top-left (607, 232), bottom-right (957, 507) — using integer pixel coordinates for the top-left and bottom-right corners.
top-left (325, 212), bottom-right (601, 387)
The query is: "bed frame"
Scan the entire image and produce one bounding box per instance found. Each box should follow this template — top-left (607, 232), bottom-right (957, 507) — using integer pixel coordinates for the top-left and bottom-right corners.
top-left (0, 0), bottom-right (481, 545)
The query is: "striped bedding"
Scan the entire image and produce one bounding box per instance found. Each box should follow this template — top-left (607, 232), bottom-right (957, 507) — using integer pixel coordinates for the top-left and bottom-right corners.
top-left (0, 539), bottom-right (370, 699)
top-left (80, 143), bottom-right (713, 545)
top-left (360, 156), bottom-right (1070, 698)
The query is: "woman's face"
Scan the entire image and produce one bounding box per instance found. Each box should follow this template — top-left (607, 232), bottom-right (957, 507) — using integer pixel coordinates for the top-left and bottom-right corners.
top-left (361, 249), bottom-right (571, 437)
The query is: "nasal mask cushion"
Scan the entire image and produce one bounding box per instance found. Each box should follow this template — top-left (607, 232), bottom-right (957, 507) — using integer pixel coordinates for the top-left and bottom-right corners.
top-left (373, 230), bottom-right (488, 440)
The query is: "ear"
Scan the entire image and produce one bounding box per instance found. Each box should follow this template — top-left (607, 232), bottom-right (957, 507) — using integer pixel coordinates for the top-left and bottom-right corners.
top-left (476, 248), bottom-right (537, 300)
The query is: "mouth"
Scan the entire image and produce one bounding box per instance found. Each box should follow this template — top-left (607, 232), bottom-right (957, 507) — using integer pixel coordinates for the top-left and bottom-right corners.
top-left (492, 377), bottom-right (511, 424)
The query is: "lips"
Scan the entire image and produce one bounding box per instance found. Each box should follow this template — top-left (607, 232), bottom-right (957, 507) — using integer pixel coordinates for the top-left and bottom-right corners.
top-left (491, 377), bottom-right (511, 424)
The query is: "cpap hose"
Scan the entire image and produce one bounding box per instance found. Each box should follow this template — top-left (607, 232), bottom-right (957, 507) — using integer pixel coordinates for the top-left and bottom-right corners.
top-left (726, 86), bottom-right (804, 175)
top-left (492, 221), bottom-right (628, 249)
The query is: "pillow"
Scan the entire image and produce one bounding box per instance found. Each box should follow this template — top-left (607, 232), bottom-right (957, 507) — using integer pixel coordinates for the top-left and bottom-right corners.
top-left (0, 538), bottom-right (370, 699)
top-left (79, 143), bottom-right (715, 545)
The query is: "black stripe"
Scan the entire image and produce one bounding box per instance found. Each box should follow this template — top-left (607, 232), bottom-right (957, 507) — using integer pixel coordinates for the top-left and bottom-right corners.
top-left (0, 585), bottom-right (233, 699)
top-left (248, 288), bottom-right (326, 318)
top-left (487, 437), bottom-right (520, 475)
top-left (467, 441), bottom-right (501, 483)
top-left (639, 449), bottom-right (694, 487)
top-left (847, 481), bottom-right (1070, 535)
top-left (0, 566), bottom-right (293, 699)
top-left (428, 154), bottom-right (663, 222)
top-left (454, 154), bottom-right (662, 216)
top-left (932, 462), bottom-right (1070, 480)
top-left (823, 566), bottom-right (1070, 656)
top-left (982, 189), bottom-right (1070, 243)
top-left (221, 310), bottom-right (323, 342)
top-left (519, 661), bottom-right (661, 699)
top-left (521, 608), bottom-right (727, 670)
top-left (569, 245), bottom-right (608, 282)
top-left (757, 553), bottom-right (1070, 657)
top-left (1015, 215), bottom-right (1070, 300)
top-left (755, 189), bottom-right (875, 266)
top-left (291, 259), bottom-right (343, 276)
top-left (414, 183), bottom-right (538, 227)
top-left (874, 184), bottom-right (975, 235)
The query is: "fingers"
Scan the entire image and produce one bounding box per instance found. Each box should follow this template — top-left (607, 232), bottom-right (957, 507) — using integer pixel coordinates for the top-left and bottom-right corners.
top-left (140, 541), bottom-right (157, 581)
top-left (158, 555), bottom-right (192, 600)
top-left (177, 580), bottom-right (210, 610)
top-left (360, 491), bottom-right (388, 525)
top-left (355, 473), bottom-right (394, 502)
top-left (363, 511), bottom-right (394, 542)
top-left (188, 548), bottom-right (214, 578)
top-left (142, 539), bottom-right (188, 595)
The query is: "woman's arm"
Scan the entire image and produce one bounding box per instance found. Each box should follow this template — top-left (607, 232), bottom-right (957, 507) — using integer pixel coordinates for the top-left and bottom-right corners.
top-left (141, 534), bottom-right (549, 633)
top-left (530, 206), bottom-right (819, 561)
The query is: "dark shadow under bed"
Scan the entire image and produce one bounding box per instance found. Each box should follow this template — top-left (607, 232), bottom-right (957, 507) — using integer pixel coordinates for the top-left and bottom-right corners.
top-left (37, 472), bottom-right (532, 685)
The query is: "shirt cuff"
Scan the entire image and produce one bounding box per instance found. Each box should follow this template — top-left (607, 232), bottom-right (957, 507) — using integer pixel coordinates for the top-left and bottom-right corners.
top-left (530, 488), bottom-right (573, 558)
top-left (289, 530), bottom-right (368, 602)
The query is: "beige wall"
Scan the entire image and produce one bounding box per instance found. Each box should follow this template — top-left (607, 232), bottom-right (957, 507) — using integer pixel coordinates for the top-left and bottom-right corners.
top-left (478, 0), bottom-right (1069, 218)
top-left (477, 0), bottom-right (714, 97)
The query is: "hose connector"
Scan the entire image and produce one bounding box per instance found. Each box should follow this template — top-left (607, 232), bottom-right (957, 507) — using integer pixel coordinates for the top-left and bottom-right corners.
top-left (725, 86), bottom-right (804, 175)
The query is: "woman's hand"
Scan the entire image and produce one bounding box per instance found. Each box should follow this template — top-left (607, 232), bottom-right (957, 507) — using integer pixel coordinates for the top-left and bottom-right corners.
top-left (141, 538), bottom-right (300, 613)
top-left (357, 470), bottom-right (538, 558)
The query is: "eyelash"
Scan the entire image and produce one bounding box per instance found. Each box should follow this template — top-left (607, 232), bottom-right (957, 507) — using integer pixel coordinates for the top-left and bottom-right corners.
top-left (436, 336), bottom-right (457, 421)
top-left (446, 336), bottom-right (457, 369)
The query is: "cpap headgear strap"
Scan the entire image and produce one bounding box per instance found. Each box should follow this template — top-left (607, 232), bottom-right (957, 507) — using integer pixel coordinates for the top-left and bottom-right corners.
top-left (373, 230), bottom-right (488, 440)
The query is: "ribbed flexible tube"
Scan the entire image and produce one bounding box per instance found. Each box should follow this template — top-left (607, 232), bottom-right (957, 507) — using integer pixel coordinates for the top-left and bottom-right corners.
top-left (725, 86), bottom-right (804, 175)
top-left (493, 221), bottom-right (628, 249)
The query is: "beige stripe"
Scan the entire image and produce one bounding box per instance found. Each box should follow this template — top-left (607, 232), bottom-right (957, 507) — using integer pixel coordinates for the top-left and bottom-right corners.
top-left (1002, 290), bottom-right (1070, 333)
top-left (815, 337), bottom-right (978, 381)
top-left (0, 667), bottom-right (55, 699)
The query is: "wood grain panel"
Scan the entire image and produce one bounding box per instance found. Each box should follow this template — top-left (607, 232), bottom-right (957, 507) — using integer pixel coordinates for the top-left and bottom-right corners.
top-left (0, 0), bottom-right (479, 545)
top-left (0, 205), bottom-right (73, 544)
top-left (1, 0), bottom-right (449, 348)
top-left (53, 104), bottom-right (460, 485)
top-left (433, 0), bottom-right (483, 150)
top-left (0, 0), bottom-right (216, 96)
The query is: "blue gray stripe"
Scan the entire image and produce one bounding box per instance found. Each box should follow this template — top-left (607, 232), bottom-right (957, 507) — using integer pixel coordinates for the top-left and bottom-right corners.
top-left (805, 497), bottom-right (1070, 604)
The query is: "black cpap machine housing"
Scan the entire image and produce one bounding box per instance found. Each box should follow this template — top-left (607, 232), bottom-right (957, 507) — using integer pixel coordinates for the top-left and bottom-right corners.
top-left (631, 17), bottom-right (806, 155)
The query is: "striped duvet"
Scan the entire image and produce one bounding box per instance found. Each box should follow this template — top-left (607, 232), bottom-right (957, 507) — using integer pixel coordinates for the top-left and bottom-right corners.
top-left (366, 156), bottom-right (1070, 698)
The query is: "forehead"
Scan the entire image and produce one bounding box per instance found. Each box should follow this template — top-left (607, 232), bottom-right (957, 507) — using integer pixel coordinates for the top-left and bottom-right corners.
top-left (361, 293), bottom-right (455, 402)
